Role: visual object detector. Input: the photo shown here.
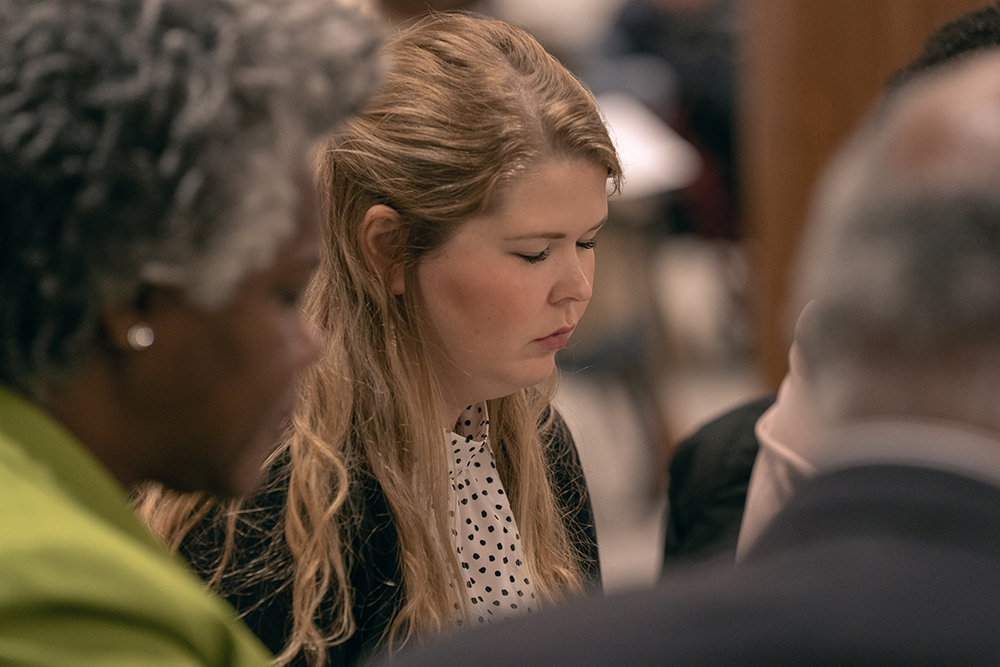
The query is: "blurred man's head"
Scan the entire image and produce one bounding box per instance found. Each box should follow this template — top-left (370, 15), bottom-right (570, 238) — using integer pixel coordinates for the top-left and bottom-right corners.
top-left (795, 49), bottom-right (1000, 431)
top-left (887, 1), bottom-right (1000, 92)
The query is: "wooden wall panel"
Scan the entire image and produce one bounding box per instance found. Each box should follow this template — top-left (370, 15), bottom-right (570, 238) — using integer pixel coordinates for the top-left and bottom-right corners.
top-left (741, 0), bottom-right (990, 389)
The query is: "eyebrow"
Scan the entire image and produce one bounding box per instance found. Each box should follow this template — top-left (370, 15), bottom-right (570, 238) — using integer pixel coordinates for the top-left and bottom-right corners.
top-left (503, 218), bottom-right (607, 241)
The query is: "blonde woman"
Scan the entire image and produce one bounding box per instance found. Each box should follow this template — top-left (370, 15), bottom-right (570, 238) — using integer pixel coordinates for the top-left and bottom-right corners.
top-left (140, 12), bottom-right (622, 667)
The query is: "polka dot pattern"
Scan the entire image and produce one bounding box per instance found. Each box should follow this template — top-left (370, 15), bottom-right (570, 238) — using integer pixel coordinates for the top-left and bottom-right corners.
top-left (447, 404), bottom-right (536, 626)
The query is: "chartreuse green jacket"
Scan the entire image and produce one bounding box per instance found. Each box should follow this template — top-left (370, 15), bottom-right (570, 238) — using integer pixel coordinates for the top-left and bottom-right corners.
top-left (0, 385), bottom-right (273, 666)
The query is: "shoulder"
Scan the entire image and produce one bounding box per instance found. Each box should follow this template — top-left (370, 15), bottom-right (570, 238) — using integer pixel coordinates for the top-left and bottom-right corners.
top-left (670, 395), bottom-right (775, 488)
top-left (537, 405), bottom-right (590, 495)
top-left (535, 404), bottom-right (602, 587)
top-left (383, 464), bottom-right (1000, 667)
top-left (538, 406), bottom-right (579, 465)
top-left (668, 394), bottom-right (774, 511)
top-left (0, 451), bottom-right (271, 666)
top-left (663, 394), bottom-right (775, 565)
top-left (386, 504), bottom-right (1000, 667)
top-left (181, 451), bottom-right (292, 583)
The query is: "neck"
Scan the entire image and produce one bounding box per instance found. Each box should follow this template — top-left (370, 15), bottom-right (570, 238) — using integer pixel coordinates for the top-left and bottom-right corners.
top-left (435, 380), bottom-right (471, 432)
top-left (443, 403), bottom-right (465, 432)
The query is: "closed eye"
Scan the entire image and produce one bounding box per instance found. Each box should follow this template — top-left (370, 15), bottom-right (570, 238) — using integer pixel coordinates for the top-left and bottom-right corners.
top-left (517, 249), bottom-right (550, 264)
top-left (577, 239), bottom-right (597, 250)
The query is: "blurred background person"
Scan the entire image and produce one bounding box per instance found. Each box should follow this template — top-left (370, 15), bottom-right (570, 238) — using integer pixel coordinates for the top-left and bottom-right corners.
top-left (596, 0), bottom-right (739, 240)
top-left (0, 0), bottom-right (379, 663)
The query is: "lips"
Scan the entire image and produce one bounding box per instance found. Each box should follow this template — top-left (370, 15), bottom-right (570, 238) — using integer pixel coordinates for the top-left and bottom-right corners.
top-left (534, 325), bottom-right (575, 351)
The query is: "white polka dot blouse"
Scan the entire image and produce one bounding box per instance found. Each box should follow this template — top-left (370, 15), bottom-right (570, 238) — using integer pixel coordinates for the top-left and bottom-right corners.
top-left (446, 403), bottom-right (536, 627)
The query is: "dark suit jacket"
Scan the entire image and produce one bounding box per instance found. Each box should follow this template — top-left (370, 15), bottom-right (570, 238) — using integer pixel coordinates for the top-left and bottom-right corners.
top-left (389, 463), bottom-right (1000, 665)
top-left (179, 409), bottom-right (600, 667)
top-left (663, 394), bottom-right (774, 567)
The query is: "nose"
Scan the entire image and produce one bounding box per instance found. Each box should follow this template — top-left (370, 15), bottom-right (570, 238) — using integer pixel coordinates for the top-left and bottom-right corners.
top-left (551, 252), bottom-right (594, 304)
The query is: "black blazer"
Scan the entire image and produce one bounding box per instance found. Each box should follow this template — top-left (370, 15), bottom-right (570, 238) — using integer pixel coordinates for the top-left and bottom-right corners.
top-left (179, 409), bottom-right (600, 667)
top-left (388, 462), bottom-right (1000, 665)
top-left (663, 394), bottom-right (774, 567)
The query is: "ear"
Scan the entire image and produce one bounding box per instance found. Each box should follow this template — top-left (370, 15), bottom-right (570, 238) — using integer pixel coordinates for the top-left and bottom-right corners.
top-left (102, 300), bottom-right (151, 353)
top-left (360, 204), bottom-right (407, 295)
top-left (100, 286), bottom-right (186, 353)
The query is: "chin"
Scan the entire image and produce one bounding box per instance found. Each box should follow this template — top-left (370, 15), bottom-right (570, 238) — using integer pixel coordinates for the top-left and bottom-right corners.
top-left (476, 361), bottom-right (557, 403)
top-left (218, 466), bottom-right (269, 499)
top-left (186, 458), bottom-right (268, 499)
top-left (517, 363), bottom-right (558, 391)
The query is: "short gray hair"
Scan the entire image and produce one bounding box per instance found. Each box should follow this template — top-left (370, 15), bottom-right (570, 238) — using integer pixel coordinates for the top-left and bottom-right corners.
top-left (794, 54), bottom-right (1000, 421)
top-left (0, 0), bottom-right (381, 397)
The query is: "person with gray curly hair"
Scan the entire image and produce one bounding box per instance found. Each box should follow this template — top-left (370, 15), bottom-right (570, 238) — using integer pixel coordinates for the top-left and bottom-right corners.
top-left (0, 0), bottom-right (380, 664)
top-left (385, 48), bottom-right (1000, 666)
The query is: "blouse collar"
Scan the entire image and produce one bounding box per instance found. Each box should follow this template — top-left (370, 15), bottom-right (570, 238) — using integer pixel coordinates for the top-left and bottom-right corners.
top-left (450, 403), bottom-right (490, 443)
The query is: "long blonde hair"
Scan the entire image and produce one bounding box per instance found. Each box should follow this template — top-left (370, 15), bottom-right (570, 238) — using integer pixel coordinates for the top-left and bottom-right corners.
top-left (139, 11), bottom-right (621, 666)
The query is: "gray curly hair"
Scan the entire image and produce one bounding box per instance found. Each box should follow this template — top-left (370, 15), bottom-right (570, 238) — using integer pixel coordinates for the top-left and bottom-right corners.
top-left (0, 0), bottom-right (382, 398)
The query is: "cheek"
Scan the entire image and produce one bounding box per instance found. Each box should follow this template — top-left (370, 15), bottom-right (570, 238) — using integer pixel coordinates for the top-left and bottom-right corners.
top-left (584, 253), bottom-right (596, 286)
top-left (424, 264), bottom-right (530, 337)
top-left (252, 310), bottom-right (308, 389)
top-left (212, 302), bottom-right (299, 395)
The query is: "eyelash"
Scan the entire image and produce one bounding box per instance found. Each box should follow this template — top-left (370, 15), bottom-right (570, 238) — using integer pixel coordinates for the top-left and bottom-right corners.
top-left (519, 250), bottom-right (550, 264)
top-left (517, 239), bottom-right (597, 264)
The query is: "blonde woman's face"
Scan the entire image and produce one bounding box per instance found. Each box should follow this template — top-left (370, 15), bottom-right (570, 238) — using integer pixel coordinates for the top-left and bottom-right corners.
top-left (415, 159), bottom-right (609, 421)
